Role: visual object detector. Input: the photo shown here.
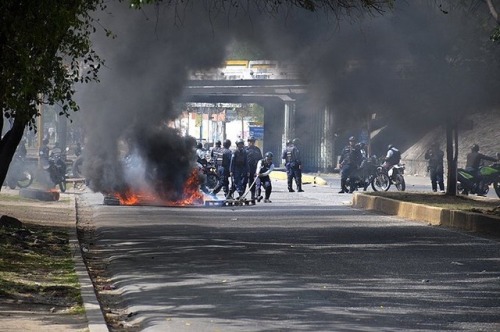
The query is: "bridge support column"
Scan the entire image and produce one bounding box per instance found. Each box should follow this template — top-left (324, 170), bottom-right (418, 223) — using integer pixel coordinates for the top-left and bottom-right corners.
top-left (283, 101), bottom-right (296, 145)
top-left (321, 106), bottom-right (337, 172)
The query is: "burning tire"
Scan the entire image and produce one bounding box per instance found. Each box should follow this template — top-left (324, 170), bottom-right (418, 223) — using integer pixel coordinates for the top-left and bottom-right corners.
top-left (19, 188), bottom-right (60, 201)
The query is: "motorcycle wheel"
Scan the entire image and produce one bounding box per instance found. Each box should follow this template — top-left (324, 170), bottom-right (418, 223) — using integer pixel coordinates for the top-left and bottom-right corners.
top-left (371, 173), bottom-right (390, 192)
top-left (394, 174), bottom-right (406, 191)
top-left (205, 173), bottom-right (219, 192)
top-left (17, 170), bottom-right (34, 188)
top-left (494, 181), bottom-right (500, 198)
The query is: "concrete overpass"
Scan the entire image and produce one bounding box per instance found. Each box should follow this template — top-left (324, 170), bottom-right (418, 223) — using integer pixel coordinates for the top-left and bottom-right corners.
top-left (181, 79), bottom-right (337, 172)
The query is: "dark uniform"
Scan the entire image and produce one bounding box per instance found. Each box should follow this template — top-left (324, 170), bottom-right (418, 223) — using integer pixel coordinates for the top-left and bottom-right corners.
top-left (246, 137), bottom-right (263, 200)
top-left (338, 136), bottom-right (363, 193)
top-left (213, 140), bottom-right (232, 198)
top-left (256, 152), bottom-right (275, 203)
top-left (282, 140), bottom-right (303, 192)
top-left (424, 143), bottom-right (444, 192)
top-left (230, 139), bottom-right (249, 199)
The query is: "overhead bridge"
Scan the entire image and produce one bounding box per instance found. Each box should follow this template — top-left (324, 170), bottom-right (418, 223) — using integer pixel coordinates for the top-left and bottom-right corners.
top-left (183, 79), bottom-right (308, 103)
top-left (181, 78), bottom-right (337, 173)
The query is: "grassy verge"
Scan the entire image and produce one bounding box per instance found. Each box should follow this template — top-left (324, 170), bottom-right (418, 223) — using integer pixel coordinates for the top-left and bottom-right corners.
top-left (0, 223), bottom-right (83, 313)
top-left (364, 191), bottom-right (500, 217)
top-left (0, 191), bottom-right (83, 314)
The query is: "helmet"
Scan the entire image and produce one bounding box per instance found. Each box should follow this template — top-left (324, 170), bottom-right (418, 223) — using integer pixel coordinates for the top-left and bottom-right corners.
top-left (471, 144), bottom-right (479, 152)
top-left (215, 140), bottom-right (221, 146)
top-left (388, 144), bottom-right (394, 150)
top-left (223, 139), bottom-right (232, 148)
top-left (349, 136), bottom-right (356, 142)
top-left (236, 138), bottom-right (244, 146)
top-left (265, 151), bottom-right (273, 158)
top-left (292, 138), bottom-right (300, 145)
top-left (286, 139), bottom-right (292, 145)
top-left (247, 136), bottom-right (256, 142)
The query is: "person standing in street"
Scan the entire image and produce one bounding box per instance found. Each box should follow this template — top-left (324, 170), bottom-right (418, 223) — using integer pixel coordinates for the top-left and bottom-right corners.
top-left (424, 142), bottom-right (445, 192)
top-left (338, 136), bottom-right (362, 193)
top-left (246, 136), bottom-right (263, 200)
top-left (256, 152), bottom-right (275, 203)
top-left (211, 140), bottom-right (222, 164)
top-left (213, 139), bottom-right (232, 198)
top-left (230, 139), bottom-right (249, 199)
top-left (282, 139), bottom-right (303, 192)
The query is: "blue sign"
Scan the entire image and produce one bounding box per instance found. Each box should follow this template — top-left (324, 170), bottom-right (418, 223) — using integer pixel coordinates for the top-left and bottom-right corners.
top-left (249, 126), bottom-right (264, 140)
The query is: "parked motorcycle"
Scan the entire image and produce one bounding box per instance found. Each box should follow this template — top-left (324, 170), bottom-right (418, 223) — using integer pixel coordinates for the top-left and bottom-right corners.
top-left (4, 154), bottom-right (34, 189)
top-left (371, 163), bottom-right (391, 192)
top-left (387, 163), bottom-right (406, 191)
top-left (457, 162), bottom-right (500, 198)
top-left (42, 148), bottom-right (67, 192)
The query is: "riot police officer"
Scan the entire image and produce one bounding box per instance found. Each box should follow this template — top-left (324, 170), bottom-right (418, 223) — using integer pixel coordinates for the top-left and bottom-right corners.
top-left (256, 152), bottom-right (275, 203)
top-left (338, 136), bottom-right (362, 193)
top-left (282, 139), bottom-right (303, 192)
top-left (230, 139), bottom-right (249, 199)
top-left (246, 136), bottom-right (263, 199)
top-left (213, 139), bottom-right (232, 198)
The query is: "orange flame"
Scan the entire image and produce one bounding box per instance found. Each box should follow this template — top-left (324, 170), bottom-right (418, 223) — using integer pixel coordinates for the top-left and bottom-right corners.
top-left (114, 168), bottom-right (204, 206)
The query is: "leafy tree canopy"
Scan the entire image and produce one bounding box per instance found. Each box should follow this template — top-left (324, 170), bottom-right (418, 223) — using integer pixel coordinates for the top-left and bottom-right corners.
top-left (0, 0), bottom-right (106, 188)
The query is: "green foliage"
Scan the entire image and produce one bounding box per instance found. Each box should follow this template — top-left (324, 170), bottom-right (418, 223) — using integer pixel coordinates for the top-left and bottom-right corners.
top-left (491, 26), bottom-right (500, 42)
top-left (0, 0), bottom-right (106, 130)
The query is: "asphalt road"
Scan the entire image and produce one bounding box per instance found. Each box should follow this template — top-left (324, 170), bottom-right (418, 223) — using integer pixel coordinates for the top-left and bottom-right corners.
top-left (79, 178), bottom-right (500, 332)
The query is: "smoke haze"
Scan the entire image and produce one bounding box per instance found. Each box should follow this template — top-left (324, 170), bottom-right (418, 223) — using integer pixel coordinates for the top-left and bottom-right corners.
top-left (75, 0), bottom-right (500, 195)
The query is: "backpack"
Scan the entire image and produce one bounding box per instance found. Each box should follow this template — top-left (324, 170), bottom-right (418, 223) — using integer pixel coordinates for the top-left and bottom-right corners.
top-left (390, 148), bottom-right (401, 164)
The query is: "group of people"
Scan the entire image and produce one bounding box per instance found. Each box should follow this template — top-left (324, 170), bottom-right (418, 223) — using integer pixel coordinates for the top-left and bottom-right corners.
top-left (337, 136), bottom-right (370, 193)
top-left (424, 141), bottom-right (498, 194)
top-left (338, 136), bottom-right (402, 193)
top-left (337, 133), bottom-right (498, 195)
top-left (201, 137), bottom-right (275, 203)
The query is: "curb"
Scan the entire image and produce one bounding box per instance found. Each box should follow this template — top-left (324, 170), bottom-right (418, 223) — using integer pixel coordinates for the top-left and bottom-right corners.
top-left (270, 171), bottom-right (328, 186)
top-left (69, 194), bottom-right (109, 332)
top-left (352, 193), bottom-right (500, 237)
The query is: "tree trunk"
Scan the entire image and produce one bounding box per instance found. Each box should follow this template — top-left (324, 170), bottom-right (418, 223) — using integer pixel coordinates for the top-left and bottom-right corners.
top-left (0, 118), bottom-right (26, 191)
top-left (445, 122), bottom-right (458, 196)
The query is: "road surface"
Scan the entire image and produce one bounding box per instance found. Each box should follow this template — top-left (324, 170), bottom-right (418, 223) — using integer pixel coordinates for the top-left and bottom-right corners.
top-left (78, 178), bottom-right (500, 331)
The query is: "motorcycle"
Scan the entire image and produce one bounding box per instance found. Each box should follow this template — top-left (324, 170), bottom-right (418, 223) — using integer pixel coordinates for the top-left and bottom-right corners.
top-left (4, 154), bottom-right (34, 189)
top-left (387, 163), bottom-right (406, 191)
top-left (42, 148), bottom-right (67, 192)
top-left (457, 162), bottom-right (500, 198)
top-left (348, 155), bottom-right (390, 192)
